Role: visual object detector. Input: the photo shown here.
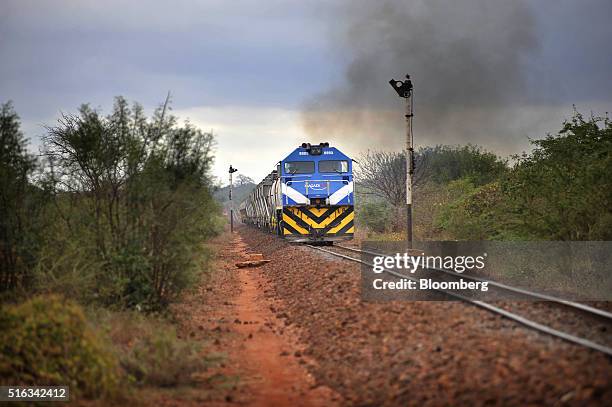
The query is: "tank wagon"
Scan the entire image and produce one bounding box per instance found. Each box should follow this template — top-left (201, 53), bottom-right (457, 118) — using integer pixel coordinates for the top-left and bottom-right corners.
top-left (239, 142), bottom-right (354, 243)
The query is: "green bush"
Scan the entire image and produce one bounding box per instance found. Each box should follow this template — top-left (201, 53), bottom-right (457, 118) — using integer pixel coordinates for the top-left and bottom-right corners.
top-left (434, 178), bottom-right (516, 240)
top-left (33, 218), bottom-right (103, 305)
top-left (36, 97), bottom-right (223, 310)
top-left (357, 201), bottom-right (393, 233)
top-left (420, 144), bottom-right (508, 186)
top-left (503, 112), bottom-right (612, 240)
top-left (413, 181), bottom-right (453, 240)
top-left (0, 295), bottom-right (119, 398)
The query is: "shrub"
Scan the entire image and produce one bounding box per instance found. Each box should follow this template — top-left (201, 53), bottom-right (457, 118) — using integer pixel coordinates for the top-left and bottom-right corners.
top-left (33, 219), bottom-right (103, 305)
top-left (39, 97), bottom-right (222, 309)
top-left (121, 327), bottom-right (218, 387)
top-left (503, 111), bottom-right (612, 240)
top-left (357, 201), bottom-right (393, 233)
top-left (87, 307), bottom-right (221, 387)
top-left (0, 295), bottom-right (120, 398)
top-left (435, 178), bottom-right (511, 240)
top-left (420, 144), bottom-right (508, 186)
top-left (364, 231), bottom-right (405, 241)
top-left (413, 181), bottom-right (453, 240)
top-left (90, 309), bottom-right (222, 387)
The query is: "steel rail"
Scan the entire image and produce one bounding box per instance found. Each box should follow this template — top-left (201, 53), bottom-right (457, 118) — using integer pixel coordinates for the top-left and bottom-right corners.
top-left (307, 244), bottom-right (612, 357)
top-left (334, 244), bottom-right (612, 321)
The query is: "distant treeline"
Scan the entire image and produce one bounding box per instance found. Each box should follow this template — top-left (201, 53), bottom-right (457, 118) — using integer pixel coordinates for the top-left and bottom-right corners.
top-left (356, 111), bottom-right (612, 241)
top-left (0, 97), bottom-right (223, 308)
top-left (213, 174), bottom-right (256, 208)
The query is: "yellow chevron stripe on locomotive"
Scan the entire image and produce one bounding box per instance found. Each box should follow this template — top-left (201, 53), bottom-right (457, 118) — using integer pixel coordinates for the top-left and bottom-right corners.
top-left (281, 205), bottom-right (354, 241)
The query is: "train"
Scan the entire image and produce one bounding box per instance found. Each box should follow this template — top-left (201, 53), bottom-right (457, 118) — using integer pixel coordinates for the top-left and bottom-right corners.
top-left (239, 142), bottom-right (354, 243)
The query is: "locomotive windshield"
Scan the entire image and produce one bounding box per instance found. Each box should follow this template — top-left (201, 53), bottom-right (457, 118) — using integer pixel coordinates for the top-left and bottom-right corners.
top-left (319, 160), bottom-right (349, 173)
top-left (284, 161), bottom-right (314, 174)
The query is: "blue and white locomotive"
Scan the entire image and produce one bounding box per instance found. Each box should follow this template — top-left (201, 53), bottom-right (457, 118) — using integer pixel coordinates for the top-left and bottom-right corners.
top-left (240, 142), bottom-right (354, 243)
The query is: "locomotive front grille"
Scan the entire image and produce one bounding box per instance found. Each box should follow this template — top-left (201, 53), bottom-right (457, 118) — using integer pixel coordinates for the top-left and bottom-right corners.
top-left (281, 205), bottom-right (354, 239)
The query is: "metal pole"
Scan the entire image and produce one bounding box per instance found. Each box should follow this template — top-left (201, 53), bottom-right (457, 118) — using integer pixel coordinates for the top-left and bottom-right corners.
top-left (388, 75), bottom-right (414, 245)
top-left (229, 170), bottom-right (234, 233)
top-left (229, 165), bottom-right (238, 233)
top-left (405, 91), bottom-right (414, 244)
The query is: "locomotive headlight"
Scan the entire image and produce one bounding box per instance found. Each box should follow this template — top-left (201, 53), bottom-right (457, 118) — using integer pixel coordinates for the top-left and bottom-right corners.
top-left (309, 145), bottom-right (322, 155)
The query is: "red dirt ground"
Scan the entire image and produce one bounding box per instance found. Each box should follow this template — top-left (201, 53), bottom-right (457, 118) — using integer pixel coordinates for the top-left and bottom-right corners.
top-left (160, 227), bottom-right (611, 406)
top-left (160, 231), bottom-right (341, 406)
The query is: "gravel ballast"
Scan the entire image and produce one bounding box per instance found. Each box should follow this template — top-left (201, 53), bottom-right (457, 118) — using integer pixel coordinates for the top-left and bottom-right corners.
top-left (239, 226), bottom-right (612, 406)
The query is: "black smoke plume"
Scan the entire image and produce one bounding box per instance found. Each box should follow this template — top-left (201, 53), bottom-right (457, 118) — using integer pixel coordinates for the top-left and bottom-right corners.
top-left (303, 0), bottom-right (541, 152)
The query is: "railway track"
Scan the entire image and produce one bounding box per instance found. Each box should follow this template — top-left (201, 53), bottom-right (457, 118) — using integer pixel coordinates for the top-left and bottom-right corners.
top-left (307, 243), bottom-right (612, 357)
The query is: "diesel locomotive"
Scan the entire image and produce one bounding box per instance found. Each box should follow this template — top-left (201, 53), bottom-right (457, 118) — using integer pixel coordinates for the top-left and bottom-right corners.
top-left (239, 142), bottom-right (354, 243)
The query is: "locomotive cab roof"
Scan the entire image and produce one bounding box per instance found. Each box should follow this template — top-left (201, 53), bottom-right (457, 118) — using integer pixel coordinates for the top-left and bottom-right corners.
top-left (282, 143), bottom-right (350, 162)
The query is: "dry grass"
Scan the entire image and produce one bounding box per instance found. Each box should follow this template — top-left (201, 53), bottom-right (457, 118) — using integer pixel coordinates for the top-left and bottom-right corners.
top-left (88, 309), bottom-right (224, 387)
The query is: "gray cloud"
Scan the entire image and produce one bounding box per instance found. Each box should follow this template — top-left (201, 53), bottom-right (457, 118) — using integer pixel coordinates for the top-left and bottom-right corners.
top-left (0, 0), bottom-right (335, 171)
top-left (2, 0), bottom-right (611, 180)
top-left (0, 0), bottom-right (333, 120)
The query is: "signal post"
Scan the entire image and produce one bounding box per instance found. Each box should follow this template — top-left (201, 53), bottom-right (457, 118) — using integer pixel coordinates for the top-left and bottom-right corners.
top-left (389, 75), bottom-right (414, 244)
top-left (229, 165), bottom-right (238, 232)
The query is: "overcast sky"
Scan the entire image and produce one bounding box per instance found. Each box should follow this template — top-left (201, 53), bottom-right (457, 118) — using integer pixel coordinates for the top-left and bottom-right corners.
top-left (2, 0), bottom-right (611, 183)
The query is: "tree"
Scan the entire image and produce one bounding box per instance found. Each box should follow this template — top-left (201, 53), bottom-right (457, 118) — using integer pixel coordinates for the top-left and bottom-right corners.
top-left (236, 174), bottom-right (254, 186)
top-left (355, 146), bottom-right (507, 232)
top-left (355, 145), bottom-right (506, 207)
top-left (0, 102), bottom-right (39, 291)
top-left (41, 96), bottom-right (221, 308)
top-left (420, 144), bottom-right (507, 185)
top-left (354, 151), bottom-right (427, 208)
top-left (435, 111), bottom-right (612, 241)
top-left (504, 111), bottom-right (612, 240)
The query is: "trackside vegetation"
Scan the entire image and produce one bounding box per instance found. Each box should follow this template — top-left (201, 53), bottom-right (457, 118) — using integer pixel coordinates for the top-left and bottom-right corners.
top-left (356, 111), bottom-right (612, 241)
top-left (0, 295), bottom-right (120, 398)
top-left (0, 98), bottom-right (224, 401)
